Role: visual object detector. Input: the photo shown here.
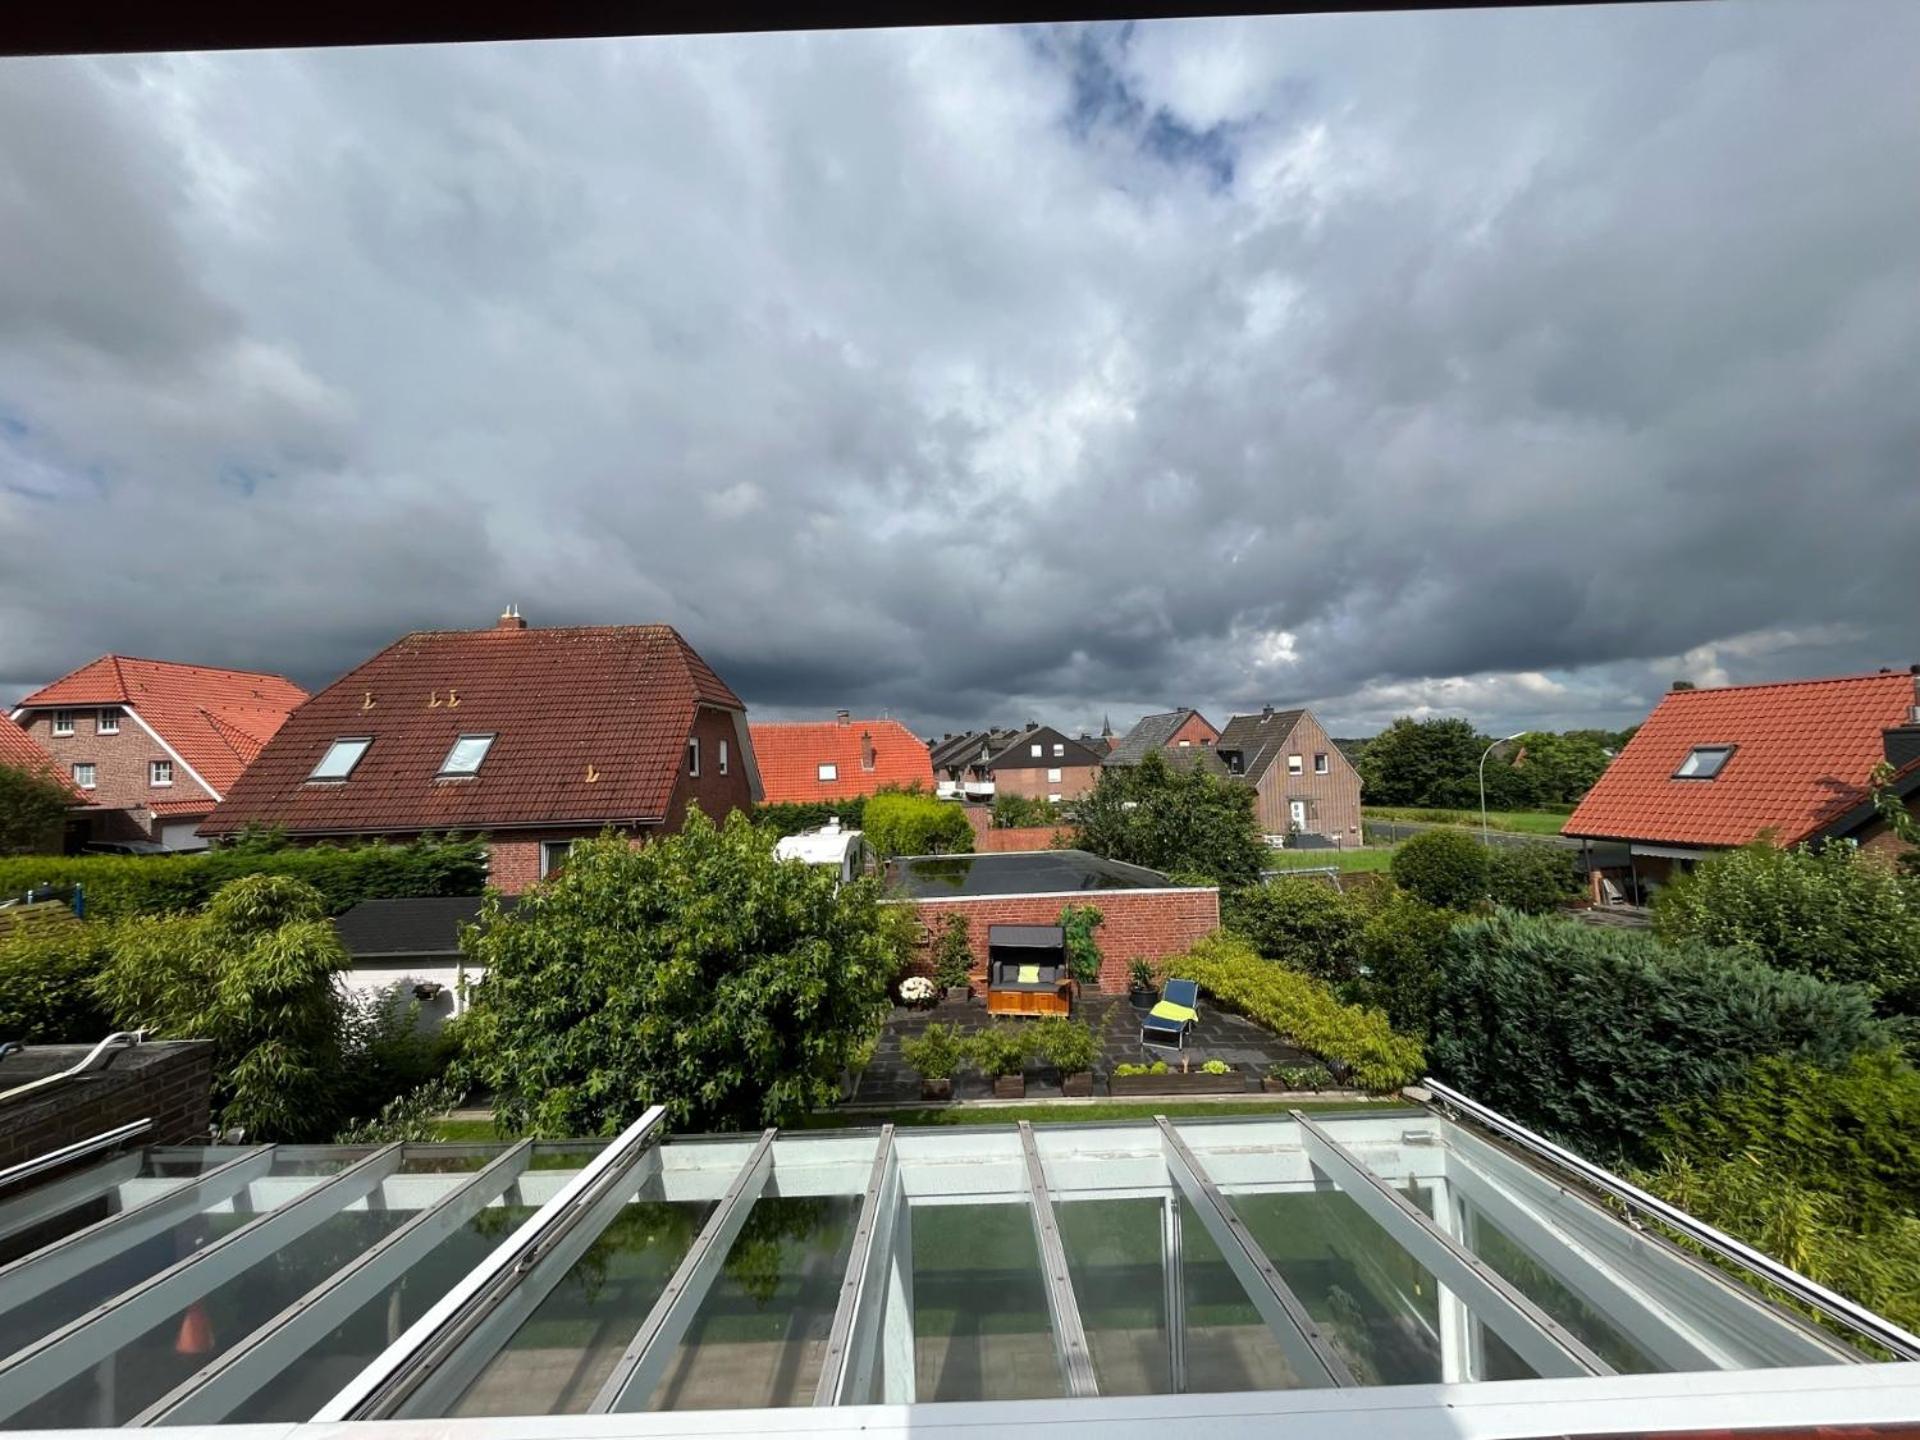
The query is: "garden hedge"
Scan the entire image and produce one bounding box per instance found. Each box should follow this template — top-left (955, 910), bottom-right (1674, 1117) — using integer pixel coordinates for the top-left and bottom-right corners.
top-left (1428, 910), bottom-right (1887, 1161)
top-left (1176, 931), bottom-right (1424, 1092)
top-left (0, 835), bottom-right (488, 921)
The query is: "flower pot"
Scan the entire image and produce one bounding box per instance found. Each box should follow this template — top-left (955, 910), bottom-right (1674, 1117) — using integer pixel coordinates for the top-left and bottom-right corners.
top-left (945, 985), bottom-right (970, 1004)
top-left (1128, 989), bottom-right (1155, 1012)
top-left (1109, 1070), bottom-right (1244, 1097)
top-left (1062, 1070), bottom-right (1094, 1098)
top-left (1261, 1076), bottom-right (1314, 1094)
top-left (919, 1077), bottom-right (953, 1101)
top-left (993, 1074), bottom-right (1026, 1100)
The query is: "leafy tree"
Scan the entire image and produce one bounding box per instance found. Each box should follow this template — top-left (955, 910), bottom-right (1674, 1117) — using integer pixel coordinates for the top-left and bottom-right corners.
top-left (991, 793), bottom-right (1056, 828)
top-left (1349, 889), bottom-right (1455, 1036)
top-left (1356, 718), bottom-right (1485, 808)
top-left (94, 874), bottom-right (350, 1140)
top-left (1058, 903), bottom-right (1103, 985)
top-left (0, 760), bottom-right (72, 856)
top-left (464, 812), bottom-right (896, 1135)
top-left (931, 912), bottom-right (973, 990)
top-left (1390, 829), bottom-right (1490, 908)
top-left (1355, 718), bottom-right (1616, 809)
top-left (1486, 842), bottom-right (1583, 913)
top-left (1654, 841), bottom-right (1920, 1014)
top-left (1222, 878), bottom-right (1364, 986)
top-left (1869, 760), bottom-right (1920, 878)
top-left (1066, 751), bottom-right (1266, 887)
top-left (863, 789), bottom-right (973, 858)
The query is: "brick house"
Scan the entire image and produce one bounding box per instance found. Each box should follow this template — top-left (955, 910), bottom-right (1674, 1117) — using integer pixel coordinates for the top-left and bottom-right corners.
top-left (1215, 706), bottom-right (1365, 845)
top-left (12, 657), bottom-right (308, 851)
top-left (1563, 668), bottom-right (1920, 896)
top-left (928, 728), bottom-right (1022, 800)
top-left (1103, 708), bottom-right (1220, 767)
top-left (200, 610), bottom-right (762, 891)
top-left (984, 724), bottom-right (1105, 803)
top-left (749, 713), bottom-right (934, 805)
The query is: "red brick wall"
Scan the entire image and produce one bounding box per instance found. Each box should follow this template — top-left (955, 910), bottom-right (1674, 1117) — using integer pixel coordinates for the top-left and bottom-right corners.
top-left (21, 706), bottom-right (214, 841)
top-left (903, 888), bottom-right (1220, 993)
top-left (0, 1041), bottom-right (212, 1169)
top-left (1167, 712), bottom-right (1220, 749)
top-left (979, 825), bottom-right (1077, 852)
top-left (994, 764), bottom-right (1099, 801)
top-left (663, 706), bottom-right (757, 830)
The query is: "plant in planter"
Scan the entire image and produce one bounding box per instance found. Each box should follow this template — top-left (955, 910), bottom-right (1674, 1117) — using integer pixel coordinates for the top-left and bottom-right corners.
top-left (1113, 1060), bottom-right (1170, 1077)
top-left (1126, 957), bottom-right (1160, 1011)
top-left (898, 975), bottom-right (938, 1009)
top-left (1264, 1062), bottom-right (1335, 1094)
top-left (932, 914), bottom-right (974, 1000)
top-left (1030, 1016), bottom-right (1099, 1097)
top-left (1199, 1059), bottom-right (1233, 1076)
top-left (1059, 903), bottom-right (1105, 990)
top-left (967, 1023), bottom-right (1033, 1099)
top-left (901, 1023), bottom-right (964, 1102)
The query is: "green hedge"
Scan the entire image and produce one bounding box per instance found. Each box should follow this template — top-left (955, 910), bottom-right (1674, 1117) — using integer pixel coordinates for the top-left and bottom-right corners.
top-left (863, 790), bottom-right (973, 858)
top-left (1177, 932), bottom-right (1424, 1092)
top-left (752, 798), bottom-right (868, 838)
top-left (0, 920), bottom-right (114, 1042)
top-left (1428, 910), bottom-right (1887, 1160)
top-left (0, 835), bottom-right (488, 921)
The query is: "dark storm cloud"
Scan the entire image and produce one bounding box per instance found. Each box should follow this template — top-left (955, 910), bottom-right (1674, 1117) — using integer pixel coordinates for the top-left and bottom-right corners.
top-left (0, 2), bottom-right (1915, 736)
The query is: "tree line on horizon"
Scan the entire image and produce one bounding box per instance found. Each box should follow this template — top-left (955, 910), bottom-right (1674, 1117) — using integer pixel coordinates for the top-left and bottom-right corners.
top-left (1336, 717), bottom-right (1638, 810)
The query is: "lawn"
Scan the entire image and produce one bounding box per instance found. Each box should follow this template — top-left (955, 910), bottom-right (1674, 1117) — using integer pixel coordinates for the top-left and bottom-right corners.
top-left (1265, 847), bottom-right (1397, 872)
top-left (1364, 805), bottom-right (1571, 836)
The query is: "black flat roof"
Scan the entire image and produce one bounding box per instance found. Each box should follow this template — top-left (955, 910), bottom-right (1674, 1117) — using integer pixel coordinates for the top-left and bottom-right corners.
top-left (331, 895), bottom-right (513, 958)
top-left (888, 849), bottom-right (1182, 898)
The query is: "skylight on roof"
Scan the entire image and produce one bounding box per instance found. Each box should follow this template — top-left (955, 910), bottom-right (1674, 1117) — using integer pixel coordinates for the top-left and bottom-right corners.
top-left (1674, 744), bottom-right (1735, 779)
top-left (309, 737), bottom-right (371, 781)
top-left (438, 733), bottom-right (495, 777)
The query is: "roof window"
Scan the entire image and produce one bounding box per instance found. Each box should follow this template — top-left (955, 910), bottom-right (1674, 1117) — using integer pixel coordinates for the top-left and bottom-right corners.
top-left (1674, 744), bottom-right (1735, 780)
top-left (310, 737), bottom-right (372, 781)
top-left (438, 734), bottom-right (495, 777)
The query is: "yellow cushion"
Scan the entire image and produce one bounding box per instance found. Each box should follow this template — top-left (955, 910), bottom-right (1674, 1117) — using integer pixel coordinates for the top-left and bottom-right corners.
top-left (1150, 1001), bottom-right (1197, 1023)
top-left (1017, 964), bottom-right (1041, 983)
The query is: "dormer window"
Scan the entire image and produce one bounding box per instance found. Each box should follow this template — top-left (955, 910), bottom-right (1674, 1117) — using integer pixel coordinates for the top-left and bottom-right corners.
top-left (1674, 745), bottom-right (1735, 780)
top-left (438, 734), bottom-right (495, 777)
top-left (310, 737), bottom-right (372, 781)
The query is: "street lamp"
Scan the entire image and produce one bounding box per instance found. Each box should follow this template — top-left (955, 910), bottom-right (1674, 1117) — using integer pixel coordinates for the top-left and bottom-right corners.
top-left (1480, 731), bottom-right (1525, 847)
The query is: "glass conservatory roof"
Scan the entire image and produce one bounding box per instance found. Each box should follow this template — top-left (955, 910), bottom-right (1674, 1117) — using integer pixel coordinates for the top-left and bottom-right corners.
top-left (1, 1093), bottom-right (1918, 1438)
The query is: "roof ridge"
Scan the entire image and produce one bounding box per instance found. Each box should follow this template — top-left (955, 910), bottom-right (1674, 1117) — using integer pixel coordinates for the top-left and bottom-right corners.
top-left (1660, 670), bottom-right (1912, 695)
top-left (95, 653), bottom-right (302, 683)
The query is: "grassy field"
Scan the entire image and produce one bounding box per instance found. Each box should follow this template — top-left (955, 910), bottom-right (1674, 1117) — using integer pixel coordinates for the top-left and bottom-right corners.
top-left (1265, 846), bottom-right (1397, 872)
top-left (1363, 805), bottom-right (1571, 836)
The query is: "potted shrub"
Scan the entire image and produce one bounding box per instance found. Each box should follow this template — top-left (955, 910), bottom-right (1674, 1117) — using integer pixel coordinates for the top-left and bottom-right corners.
top-left (932, 914), bottom-right (974, 1002)
top-left (1126, 957), bottom-right (1158, 1012)
top-left (901, 1023), bottom-right (963, 1102)
top-left (1263, 1061), bottom-right (1334, 1094)
top-left (1109, 1056), bottom-right (1244, 1096)
top-left (1031, 1016), bottom-right (1099, 1097)
top-left (967, 1023), bottom-right (1032, 1099)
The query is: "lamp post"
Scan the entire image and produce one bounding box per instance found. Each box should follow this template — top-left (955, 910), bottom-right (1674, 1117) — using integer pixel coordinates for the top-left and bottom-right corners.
top-left (1480, 732), bottom-right (1525, 848)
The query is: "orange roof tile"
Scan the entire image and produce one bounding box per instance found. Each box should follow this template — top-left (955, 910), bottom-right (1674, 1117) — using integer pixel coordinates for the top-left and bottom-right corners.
top-left (1563, 671), bottom-right (1919, 848)
top-left (15, 656), bottom-right (308, 797)
top-left (0, 716), bottom-right (84, 800)
top-left (749, 719), bottom-right (934, 805)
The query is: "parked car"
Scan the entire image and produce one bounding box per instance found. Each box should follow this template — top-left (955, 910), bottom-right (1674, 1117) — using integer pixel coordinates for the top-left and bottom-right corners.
top-left (80, 840), bottom-right (174, 856)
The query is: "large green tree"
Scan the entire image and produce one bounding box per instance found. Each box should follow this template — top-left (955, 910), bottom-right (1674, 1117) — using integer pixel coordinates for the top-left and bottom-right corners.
top-left (1066, 750), bottom-right (1266, 886)
top-left (1357, 717), bottom-right (1487, 807)
top-left (0, 760), bottom-right (73, 855)
top-left (464, 811), bottom-right (896, 1134)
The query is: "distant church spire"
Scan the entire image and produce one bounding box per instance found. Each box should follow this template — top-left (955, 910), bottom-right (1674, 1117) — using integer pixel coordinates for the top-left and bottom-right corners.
top-left (1102, 712), bottom-right (1114, 737)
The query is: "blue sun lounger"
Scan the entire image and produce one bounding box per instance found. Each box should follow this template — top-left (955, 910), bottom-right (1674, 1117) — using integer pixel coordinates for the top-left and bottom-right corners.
top-left (1140, 977), bottom-right (1200, 1053)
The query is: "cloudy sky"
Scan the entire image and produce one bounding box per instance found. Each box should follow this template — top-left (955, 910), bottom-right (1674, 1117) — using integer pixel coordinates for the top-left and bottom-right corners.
top-left (1, 0), bottom-right (1915, 739)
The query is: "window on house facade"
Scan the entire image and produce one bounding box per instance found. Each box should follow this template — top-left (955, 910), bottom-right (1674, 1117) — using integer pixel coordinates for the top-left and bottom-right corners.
top-left (52, 711), bottom-right (74, 736)
top-left (97, 707), bottom-right (121, 735)
top-left (438, 734), bottom-right (495, 777)
top-left (719, 739), bottom-right (729, 775)
top-left (1314, 752), bottom-right (1330, 774)
top-left (1046, 767), bottom-right (1062, 783)
top-left (1674, 745), bottom-right (1736, 779)
top-left (818, 762), bottom-right (838, 782)
top-left (310, 737), bottom-right (372, 781)
top-left (1048, 792), bottom-right (1062, 803)
top-left (687, 738), bottom-right (700, 777)
top-left (72, 762), bottom-right (95, 789)
top-left (1288, 753), bottom-right (1304, 775)
top-left (540, 840), bottom-right (579, 879)
top-left (1052, 743), bottom-right (1064, 757)
top-left (149, 759), bottom-right (173, 787)
top-left (1177, 739), bottom-right (1191, 747)
top-left (1030, 743), bottom-right (1042, 757)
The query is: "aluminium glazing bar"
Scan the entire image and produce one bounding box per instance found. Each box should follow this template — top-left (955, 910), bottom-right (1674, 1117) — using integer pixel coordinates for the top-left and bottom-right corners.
top-left (0, 1145), bottom-right (275, 1327)
top-left (136, 1141), bottom-right (537, 1426)
top-left (812, 1125), bottom-right (898, 1406)
top-left (1154, 1117), bottom-right (1354, 1388)
top-left (316, 1105), bottom-right (668, 1421)
top-left (0, 1143), bottom-right (405, 1421)
top-left (590, 1128), bottom-right (780, 1413)
top-left (1017, 1121), bottom-right (1099, 1398)
top-left (1291, 1111), bottom-right (1611, 1379)
top-left (1161, 1193), bottom-right (1187, 1393)
top-left (0, 1119), bottom-right (151, 1195)
top-left (1423, 1076), bottom-right (1920, 1361)
top-left (0, 1152), bottom-right (144, 1251)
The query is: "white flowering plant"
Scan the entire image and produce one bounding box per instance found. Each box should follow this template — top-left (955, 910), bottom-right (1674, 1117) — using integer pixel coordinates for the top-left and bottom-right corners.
top-left (898, 975), bottom-right (938, 1008)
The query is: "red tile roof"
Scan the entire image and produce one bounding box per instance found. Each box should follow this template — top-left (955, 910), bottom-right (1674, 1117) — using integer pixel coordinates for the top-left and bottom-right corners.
top-left (202, 624), bottom-right (744, 836)
top-left (15, 656), bottom-right (308, 796)
top-left (0, 716), bottom-right (84, 800)
top-left (749, 719), bottom-right (934, 804)
top-left (1563, 671), bottom-right (1919, 848)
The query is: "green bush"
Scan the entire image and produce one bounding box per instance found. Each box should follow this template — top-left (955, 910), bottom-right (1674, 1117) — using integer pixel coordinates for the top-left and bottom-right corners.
top-left (0, 919), bottom-right (113, 1042)
top-left (1028, 1016), bottom-right (1098, 1075)
top-left (0, 835), bottom-right (488, 922)
top-left (463, 811), bottom-right (896, 1135)
top-left (991, 793), bottom-right (1056, 828)
top-left (1270, 1062), bottom-right (1334, 1090)
top-left (1114, 1060), bottom-right (1169, 1077)
top-left (1487, 843), bottom-right (1583, 914)
top-left (900, 1022), bottom-right (965, 1081)
top-left (1350, 890), bottom-right (1455, 1036)
top-left (1127, 956), bottom-right (1159, 992)
top-left (1199, 1059), bottom-right (1233, 1075)
top-left (1177, 932), bottom-right (1424, 1091)
top-left (966, 1023), bottom-right (1032, 1078)
top-left (1389, 829), bottom-right (1490, 909)
top-left (1654, 841), bottom-right (1920, 1014)
top-left (752, 798), bottom-right (867, 838)
top-left (931, 913), bottom-right (973, 990)
top-left (0, 760), bottom-right (73, 855)
top-left (1222, 879), bottom-right (1364, 985)
top-left (1066, 751), bottom-right (1266, 887)
top-left (1427, 910), bottom-right (1888, 1161)
top-left (1059, 903), bottom-right (1103, 985)
top-left (863, 789), bottom-right (973, 858)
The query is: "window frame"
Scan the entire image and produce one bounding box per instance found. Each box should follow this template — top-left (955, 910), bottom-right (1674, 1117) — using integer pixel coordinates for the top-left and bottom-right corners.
top-left (1030, 742), bottom-right (1043, 758)
top-left (1673, 744), bottom-right (1737, 780)
top-left (687, 737), bottom-right (700, 777)
top-left (1052, 742), bottom-right (1064, 757)
top-left (308, 736), bottom-right (373, 782)
top-left (719, 738), bottom-right (729, 775)
top-left (1288, 753), bottom-right (1304, 775)
top-left (818, 762), bottom-right (839, 782)
top-left (1314, 752), bottom-right (1330, 775)
top-left (72, 761), bottom-right (96, 790)
top-left (539, 838), bottom-right (580, 879)
top-left (1046, 767), bottom-right (1063, 784)
top-left (149, 759), bottom-right (174, 787)
top-left (436, 733), bottom-right (496, 778)
top-left (52, 710), bottom-right (75, 737)
top-left (96, 707), bottom-right (121, 735)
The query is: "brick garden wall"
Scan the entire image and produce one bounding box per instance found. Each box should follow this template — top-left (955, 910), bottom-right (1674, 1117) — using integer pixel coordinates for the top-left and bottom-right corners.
top-left (0, 1040), bottom-right (213, 1169)
top-left (903, 888), bottom-right (1220, 994)
top-left (958, 807), bottom-right (1079, 853)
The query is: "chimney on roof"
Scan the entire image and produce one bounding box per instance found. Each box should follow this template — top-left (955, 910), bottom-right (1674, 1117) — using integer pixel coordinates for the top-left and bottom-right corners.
top-left (1671, 680), bottom-right (1695, 691)
top-left (1262, 703), bottom-right (1274, 719)
top-left (861, 729), bottom-right (876, 771)
top-left (835, 708), bottom-right (851, 725)
top-left (496, 605), bottom-right (527, 631)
